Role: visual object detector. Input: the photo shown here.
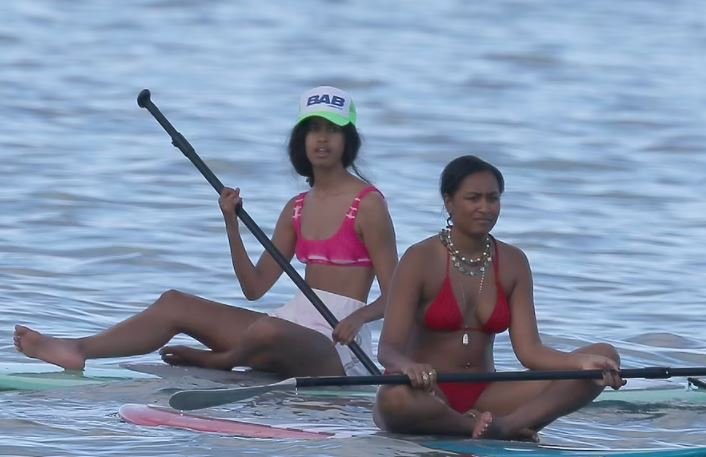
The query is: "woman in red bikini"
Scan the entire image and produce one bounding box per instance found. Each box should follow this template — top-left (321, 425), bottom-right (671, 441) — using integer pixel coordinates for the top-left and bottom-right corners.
top-left (374, 155), bottom-right (624, 440)
top-left (14, 86), bottom-right (398, 378)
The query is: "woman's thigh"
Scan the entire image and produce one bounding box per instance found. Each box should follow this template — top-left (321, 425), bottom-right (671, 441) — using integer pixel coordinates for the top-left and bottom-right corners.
top-left (166, 291), bottom-right (266, 351)
top-left (244, 316), bottom-right (344, 375)
top-left (474, 379), bottom-right (551, 416)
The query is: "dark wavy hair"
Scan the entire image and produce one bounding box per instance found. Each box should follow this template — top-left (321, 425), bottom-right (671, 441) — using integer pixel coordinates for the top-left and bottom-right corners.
top-left (287, 117), bottom-right (365, 187)
top-left (440, 155), bottom-right (505, 198)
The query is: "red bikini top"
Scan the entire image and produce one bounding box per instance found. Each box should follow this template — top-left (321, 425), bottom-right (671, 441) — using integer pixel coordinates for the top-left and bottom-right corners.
top-left (423, 236), bottom-right (510, 334)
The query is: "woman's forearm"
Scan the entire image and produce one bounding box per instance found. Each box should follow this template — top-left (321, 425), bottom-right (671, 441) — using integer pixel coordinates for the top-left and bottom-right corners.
top-left (519, 344), bottom-right (583, 371)
top-left (224, 219), bottom-right (262, 299)
top-left (353, 295), bottom-right (386, 323)
top-left (378, 344), bottom-right (415, 372)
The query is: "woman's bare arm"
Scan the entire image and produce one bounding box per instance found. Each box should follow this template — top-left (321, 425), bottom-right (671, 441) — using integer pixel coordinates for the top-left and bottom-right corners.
top-left (224, 196), bottom-right (297, 300)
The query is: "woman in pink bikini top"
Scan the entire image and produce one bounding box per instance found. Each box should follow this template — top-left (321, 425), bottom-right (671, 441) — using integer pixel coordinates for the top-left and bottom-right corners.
top-left (14, 86), bottom-right (398, 381)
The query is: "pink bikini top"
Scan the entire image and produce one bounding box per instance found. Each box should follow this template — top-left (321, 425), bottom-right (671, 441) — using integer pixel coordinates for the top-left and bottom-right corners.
top-left (293, 186), bottom-right (381, 267)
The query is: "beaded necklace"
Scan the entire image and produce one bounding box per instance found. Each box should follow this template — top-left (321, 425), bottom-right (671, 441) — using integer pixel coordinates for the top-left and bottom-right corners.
top-left (439, 228), bottom-right (492, 278)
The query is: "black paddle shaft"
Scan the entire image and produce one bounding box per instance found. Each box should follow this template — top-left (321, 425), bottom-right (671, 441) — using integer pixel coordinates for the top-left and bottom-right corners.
top-left (136, 89), bottom-right (381, 376)
top-left (293, 366), bottom-right (706, 388)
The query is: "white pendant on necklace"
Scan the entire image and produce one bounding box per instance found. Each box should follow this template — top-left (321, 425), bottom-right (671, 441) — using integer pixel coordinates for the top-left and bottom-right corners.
top-left (462, 332), bottom-right (469, 345)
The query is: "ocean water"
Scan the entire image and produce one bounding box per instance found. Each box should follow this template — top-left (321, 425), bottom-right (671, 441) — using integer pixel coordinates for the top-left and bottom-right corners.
top-left (1, 0), bottom-right (705, 455)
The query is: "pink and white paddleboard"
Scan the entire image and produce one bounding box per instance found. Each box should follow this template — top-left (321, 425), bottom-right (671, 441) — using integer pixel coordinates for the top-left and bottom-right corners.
top-left (118, 404), bottom-right (333, 440)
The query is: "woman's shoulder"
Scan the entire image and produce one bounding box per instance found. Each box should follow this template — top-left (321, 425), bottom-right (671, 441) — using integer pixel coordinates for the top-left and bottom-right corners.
top-left (355, 183), bottom-right (388, 213)
top-left (286, 192), bottom-right (304, 205)
top-left (350, 177), bottom-right (382, 195)
top-left (281, 193), bottom-right (305, 214)
top-left (394, 236), bottom-right (444, 280)
top-left (402, 235), bottom-right (440, 261)
top-left (493, 237), bottom-right (530, 267)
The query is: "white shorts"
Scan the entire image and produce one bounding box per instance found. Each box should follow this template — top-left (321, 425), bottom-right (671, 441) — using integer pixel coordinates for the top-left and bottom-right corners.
top-left (270, 288), bottom-right (373, 377)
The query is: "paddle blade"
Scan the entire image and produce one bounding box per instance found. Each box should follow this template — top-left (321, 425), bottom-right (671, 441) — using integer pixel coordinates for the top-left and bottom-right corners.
top-left (169, 378), bottom-right (297, 411)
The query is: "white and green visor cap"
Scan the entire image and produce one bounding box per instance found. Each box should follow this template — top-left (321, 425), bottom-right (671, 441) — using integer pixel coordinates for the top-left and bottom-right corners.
top-left (297, 86), bottom-right (357, 127)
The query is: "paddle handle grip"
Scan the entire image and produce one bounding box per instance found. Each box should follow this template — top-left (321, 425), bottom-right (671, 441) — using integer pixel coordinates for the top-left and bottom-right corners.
top-left (137, 90), bottom-right (381, 376)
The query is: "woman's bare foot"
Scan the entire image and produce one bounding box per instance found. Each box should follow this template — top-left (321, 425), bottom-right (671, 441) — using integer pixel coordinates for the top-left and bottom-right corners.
top-left (515, 429), bottom-right (540, 443)
top-left (471, 413), bottom-right (538, 442)
top-left (469, 411), bottom-right (495, 439)
top-left (13, 325), bottom-right (85, 370)
top-left (159, 345), bottom-right (233, 370)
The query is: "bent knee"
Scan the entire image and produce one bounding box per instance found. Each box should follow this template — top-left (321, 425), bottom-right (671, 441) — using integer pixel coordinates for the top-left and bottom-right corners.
top-left (375, 385), bottom-right (429, 433)
top-left (594, 342), bottom-right (620, 363)
top-left (159, 289), bottom-right (186, 302)
top-left (242, 317), bottom-right (288, 349)
top-left (150, 289), bottom-right (206, 322)
top-left (581, 342), bottom-right (621, 364)
top-left (151, 289), bottom-right (190, 311)
top-left (376, 385), bottom-right (416, 418)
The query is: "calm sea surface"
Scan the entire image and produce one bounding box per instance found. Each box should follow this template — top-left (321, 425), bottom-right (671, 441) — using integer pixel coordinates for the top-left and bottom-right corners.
top-left (1, 1), bottom-right (705, 455)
